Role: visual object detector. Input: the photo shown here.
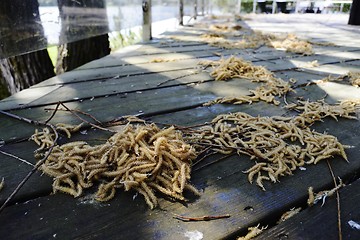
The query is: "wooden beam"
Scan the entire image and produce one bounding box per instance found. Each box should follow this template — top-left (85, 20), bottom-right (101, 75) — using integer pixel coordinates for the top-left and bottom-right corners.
top-left (142, 0), bottom-right (152, 41)
top-left (179, 0), bottom-right (184, 25)
top-left (194, 0), bottom-right (198, 20)
top-left (349, 0), bottom-right (359, 25)
top-left (201, 0), bottom-right (205, 15)
top-left (237, 0), bottom-right (242, 13)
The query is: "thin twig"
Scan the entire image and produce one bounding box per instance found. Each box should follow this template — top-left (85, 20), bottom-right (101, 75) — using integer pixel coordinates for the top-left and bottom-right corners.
top-left (0, 124), bottom-right (58, 214)
top-left (157, 71), bottom-right (200, 86)
top-left (0, 150), bottom-right (35, 167)
top-left (173, 213), bottom-right (230, 222)
top-left (44, 102), bottom-right (61, 124)
top-left (0, 110), bottom-right (41, 126)
top-left (326, 160), bottom-right (342, 240)
top-left (45, 104), bottom-right (102, 125)
top-left (0, 109), bottom-right (60, 213)
top-left (192, 151), bottom-right (217, 167)
top-left (193, 154), bottom-right (235, 172)
top-left (189, 142), bottom-right (246, 152)
top-left (58, 102), bottom-right (115, 133)
top-left (192, 146), bottom-right (213, 167)
top-left (150, 121), bottom-right (210, 132)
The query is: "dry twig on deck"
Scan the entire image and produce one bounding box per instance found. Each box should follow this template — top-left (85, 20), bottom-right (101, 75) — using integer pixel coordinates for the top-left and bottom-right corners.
top-left (0, 109), bottom-right (59, 213)
top-left (237, 224), bottom-right (267, 240)
top-left (327, 160), bottom-right (343, 240)
top-left (173, 213), bottom-right (230, 222)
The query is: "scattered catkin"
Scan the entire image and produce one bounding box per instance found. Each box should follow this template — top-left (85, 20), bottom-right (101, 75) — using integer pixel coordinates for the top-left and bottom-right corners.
top-left (0, 177), bottom-right (4, 192)
top-left (206, 31), bottom-right (273, 50)
top-left (209, 24), bottom-right (242, 32)
top-left (199, 56), bottom-right (293, 106)
top-left (149, 58), bottom-right (175, 63)
top-left (317, 72), bottom-right (360, 87)
top-left (285, 99), bottom-right (358, 126)
top-left (307, 178), bottom-right (345, 207)
top-left (201, 56), bottom-right (274, 81)
top-left (31, 123), bottom-right (198, 209)
top-left (269, 34), bottom-right (314, 55)
top-left (277, 207), bottom-right (302, 223)
top-left (237, 224), bottom-right (267, 240)
top-left (348, 72), bottom-right (360, 87)
top-left (188, 112), bottom-right (349, 190)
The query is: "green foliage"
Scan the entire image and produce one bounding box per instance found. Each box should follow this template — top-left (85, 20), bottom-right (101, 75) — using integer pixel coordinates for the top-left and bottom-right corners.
top-left (109, 30), bottom-right (141, 52)
top-left (333, 3), bottom-right (351, 12)
top-left (241, 1), bottom-right (255, 13)
top-left (47, 46), bottom-right (58, 67)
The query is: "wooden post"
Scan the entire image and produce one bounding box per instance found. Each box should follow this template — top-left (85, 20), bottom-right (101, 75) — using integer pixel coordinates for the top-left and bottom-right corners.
top-left (237, 0), bottom-right (242, 13)
top-left (142, 0), bottom-right (152, 41)
top-left (179, 0), bottom-right (184, 25)
top-left (253, 0), bottom-right (257, 13)
top-left (295, 0), bottom-right (300, 13)
top-left (349, 0), bottom-right (360, 25)
top-left (201, 0), bottom-right (205, 15)
top-left (272, 1), bottom-right (276, 13)
top-left (194, 0), bottom-right (198, 20)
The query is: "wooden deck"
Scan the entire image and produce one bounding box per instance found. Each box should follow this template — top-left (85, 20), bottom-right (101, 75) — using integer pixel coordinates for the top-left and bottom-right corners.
top-left (1, 13), bottom-right (360, 239)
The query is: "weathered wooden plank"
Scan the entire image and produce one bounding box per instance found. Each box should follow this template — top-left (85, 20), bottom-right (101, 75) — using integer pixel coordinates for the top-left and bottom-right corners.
top-left (348, 59), bottom-right (360, 66)
top-left (5, 72), bottom-right (358, 206)
top-left (287, 80), bottom-right (360, 104)
top-left (0, 78), bottom-right (259, 141)
top-left (256, 177), bottom-right (360, 240)
top-left (1, 54), bottom-right (358, 141)
top-left (77, 45), bottom-right (295, 71)
top-left (32, 59), bottom-right (207, 88)
top-left (0, 115), bottom-right (359, 239)
top-left (3, 48), bottom-right (358, 112)
top-left (1, 50), bottom-right (358, 112)
top-left (0, 142), bottom-right (53, 206)
top-left (0, 85), bottom-right (61, 111)
top-left (0, 75), bottom-right (359, 237)
top-left (77, 44), bottom-right (219, 70)
top-left (0, 101), bottom-right (280, 205)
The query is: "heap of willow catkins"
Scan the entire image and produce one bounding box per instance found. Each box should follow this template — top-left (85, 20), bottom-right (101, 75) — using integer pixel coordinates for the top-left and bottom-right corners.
top-left (31, 123), bottom-right (199, 209)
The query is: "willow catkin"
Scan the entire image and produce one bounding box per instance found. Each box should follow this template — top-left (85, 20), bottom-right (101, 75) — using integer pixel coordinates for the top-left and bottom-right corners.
top-left (188, 111), bottom-right (349, 190)
top-left (269, 33), bottom-right (314, 55)
top-left (199, 56), bottom-right (293, 106)
top-left (31, 123), bottom-right (198, 209)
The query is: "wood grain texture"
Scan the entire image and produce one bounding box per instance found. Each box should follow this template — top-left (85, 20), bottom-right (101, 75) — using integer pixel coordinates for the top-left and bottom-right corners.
top-left (256, 178), bottom-right (360, 240)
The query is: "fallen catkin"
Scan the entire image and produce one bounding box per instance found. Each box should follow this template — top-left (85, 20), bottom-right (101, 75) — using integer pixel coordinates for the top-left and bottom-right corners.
top-left (199, 56), bottom-right (293, 106)
top-left (269, 33), bottom-right (314, 55)
top-left (31, 123), bottom-right (199, 209)
top-left (188, 112), bottom-right (349, 190)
